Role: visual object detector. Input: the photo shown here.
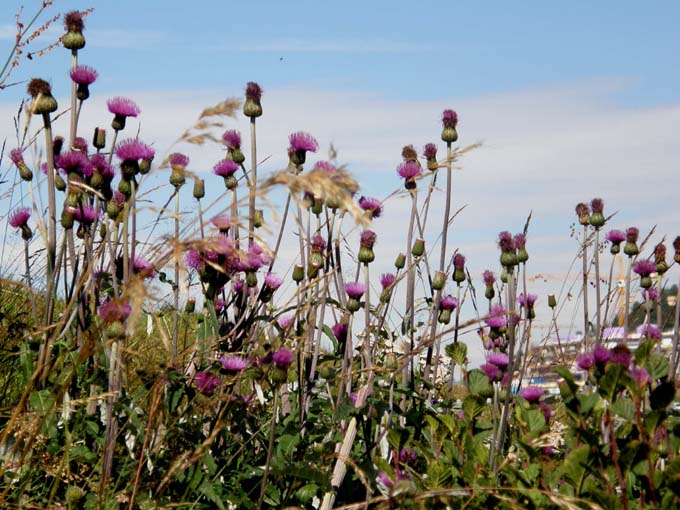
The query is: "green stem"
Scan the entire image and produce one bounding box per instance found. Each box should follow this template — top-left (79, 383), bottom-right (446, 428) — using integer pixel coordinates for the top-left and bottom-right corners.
top-left (248, 117), bottom-right (257, 247)
top-left (257, 389), bottom-right (279, 510)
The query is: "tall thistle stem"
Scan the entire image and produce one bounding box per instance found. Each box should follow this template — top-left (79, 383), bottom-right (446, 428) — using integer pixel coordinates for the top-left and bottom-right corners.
top-left (623, 256), bottom-right (634, 338)
top-left (257, 389), bottom-right (279, 510)
top-left (172, 190), bottom-right (180, 364)
top-left (24, 240), bottom-right (37, 326)
top-left (248, 118), bottom-right (257, 247)
top-left (42, 112), bottom-right (57, 326)
top-left (670, 279), bottom-right (680, 377)
top-left (69, 50), bottom-right (78, 147)
top-left (582, 225), bottom-right (590, 344)
top-left (594, 229), bottom-right (602, 341)
top-left (403, 189), bottom-right (418, 391)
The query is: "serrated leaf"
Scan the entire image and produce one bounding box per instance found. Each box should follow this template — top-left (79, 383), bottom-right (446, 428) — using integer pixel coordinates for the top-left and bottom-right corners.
top-left (612, 398), bottom-right (634, 421)
top-left (468, 369), bottom-right (493, 398)
top-left (554, 366), bottom-right (578, 395)
top-left (446, 342), bottom-right (468, 366)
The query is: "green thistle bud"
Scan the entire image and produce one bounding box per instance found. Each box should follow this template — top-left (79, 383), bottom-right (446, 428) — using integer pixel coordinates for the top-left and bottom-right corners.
top-left (500, 251), bottom-right (518, 268)
top-left (307, 263), bottom-right (321, 279)
top-left (358, 247), bottom-right (375, 265)
top-left (18, 162), bottom-right (33, 181)
top-left (548, 294), bottom-right (557, 309)
top-left (107, 201), bottom-right (121, 220)
top-left (640, 276), bottom-right (653, 289)
top-left (246, 271), bottom-right (258, 288)
top-left (412, 238), bottom-right (425, 257)
top-left (139, 159), bottom-right (152, 175)
top-left (292, 264), bottom-right (305, 283)
top-left (118, 178), bottom-right (133, 198)
top-left (517, 247), bottom-right (529, 264)
top-left (224, 174), bottom-right (238, 190)
top-left (395, 253), bottom-right (406, 270)
top-left (93, 127), bottom-right (106, 150)
top-left (20, 224), bottom-right (33, 241)
top-left (270, 367), bottom-right (288, 385)
top-left (185, 299), bottom-right (196, 313)
top-left (61, 208), bottom-right (75, 229)
top-left (500, 267), bottom-right (509, 284)
top-left (193, 179), bottom-right (205, 199)
top-left (438, 309), bottom-right (452, 325)
top-left (441, 127), bottom-right (458, 144)
top-left (380, 289), bottom-right (392, 304)
top-left (90, 170), bottom-right (103, 189)
top-left (610, 244), bottom-right (621, 255)
top-left (453, 269), bottom-right (465, 285)
top-left (121, 159), bottom-right (138, 179)
top-left (106, 321), bottom-right (126, 340)
top-left (63, 31), bottom-right (86, 51)
top-left (170, 169), bottom-right (186, 189)
top-left (347, 297), bottom-right (361, 313)
top-left (27, 79), bottom-right (58, 115)
top-left (485, 285), bottom-right (495, 301)
top-left (55, 173), bottom-right (67, 192)
top-left (590, 212), bottom-right (605, 229)
top-left (311, 197), bottom-right (323, 216)
top-left (228, 148), bottom-right (246, 165)
top-left (254, 209), bottom-right (264, 228)
top-left (431, 271), bottom-right (447, 291)
top-left (624, 242), bottom-right (639, 257)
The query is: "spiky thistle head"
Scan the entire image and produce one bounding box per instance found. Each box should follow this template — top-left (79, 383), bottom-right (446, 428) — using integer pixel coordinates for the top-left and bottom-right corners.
top-left (358, 196), bottom-right (383, 218)
top-left (64, 11), bottom-right (85, 32)
top-left (222, 129), bottom-right (241, 149)
top-left (483, 270), bottom-right (495, 287)
top-left (243, 82), bottom-right (263, 117)
top-left (69, 65), bottom-right (98, 85)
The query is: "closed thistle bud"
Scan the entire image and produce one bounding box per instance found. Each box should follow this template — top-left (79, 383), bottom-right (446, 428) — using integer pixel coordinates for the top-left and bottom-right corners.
top-left (452, 253), bottom-right (466, 284)
top-left (55, 173), bottom-right (67, 192)
top-left (243, 82), bottom-right (263, 118)
top-left (20, 224), bottom-right (33, 241)
top-left (169, 153), bottom-right (188, 189)
top-left (224, 174), bottom-right (238, 190)
top-left (228, 148), bottom-right (245, 165)
top-left (61, 208), bottom-right (75, 229)
top-left (118, 178), bottom-right (133, 198)
top-left (193, 178), bottom-right (205, 199)
top-left (90, 170), bottom-right (103, 189)
top-left (93, 127), bottom-right (106, 150)
top-left (246, 271), bottom-right (258, 288)
top-left (254, 209), bottom-right (264, 228)
top-left (292, 264), bottom-right (305, 283)
top-left (10, 150), bottom-right (34, 182)
top-left (358, 230), bottom-right (377, 265)
top-left (438, 309), bottom-right (452, 325)
top-left (347, 297), bottom-right (361, 313)
top-left (395, 253), bottom-right (406, 270)
top-left (311, 196), bottom-right (323, 216)
top-left (500, 267), bottom-right (509, 284)
top-left (431, 271), bottom-right (447, 291)
top-left (673, 236), bottom-right (680, 264)
top-left (485, 285), bottom-right (495, 301)
top-left (548, 294), bottom-right (557, 308)
top-left (139, 158), bottom-right (152, 175)
top-left (27, 78), bottom-right (58, 115)
top-left (623, 227), bottom-right (639, 257)
top-left (107, 200), bottom-right (121, 220)
top-left (412, 238), bottom-right (425, 257)
top-left (654, 243), bottom-right (668, 275)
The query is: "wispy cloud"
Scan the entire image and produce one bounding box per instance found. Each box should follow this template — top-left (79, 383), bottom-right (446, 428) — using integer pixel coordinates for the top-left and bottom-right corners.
top-left (0, 24), bottom-right (166, 49)
top-left (233, 38), bottom-right (434, 54)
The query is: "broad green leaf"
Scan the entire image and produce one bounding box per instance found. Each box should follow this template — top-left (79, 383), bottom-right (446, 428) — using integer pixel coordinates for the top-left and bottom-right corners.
top-left (612, 398), bottom-right (634, 421)
top-left (468, 369), bottom-right (493, 398)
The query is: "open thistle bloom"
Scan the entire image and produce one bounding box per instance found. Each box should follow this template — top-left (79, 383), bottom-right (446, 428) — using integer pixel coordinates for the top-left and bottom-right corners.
top-left (243, 81), bottom-right (263, 118)
top-left (213, 159), bottom-right (240, 190)
top-left (643, 287), bottom-right (659, 302)
top-left (423, 143), bottom-right (438, 171)
top-left (575, 202), bottom-right (590, 226)
top-left (107, 97), bottom-right (141, 131)
top-left (358, 230), bottom-right (377, 264)
top-left (69, 65), bottom-right (98, 101)
top-left (639, 324), bottom-right (661, 340)
top-left (63, 10), bottom-right (86, 50)
top-left (576, 352), bottom-right (595, 370)
top-left (345, 281), bottom-right (366, 313)
top-left (379, 273), bottom-right (396, 303)
top-left (606, 229), bottom-right (626, 254)
top-left (654, 243), bottom-right (668, 274)
top-left (483, 270), bottom-right (496, 300)
top-left (593, 345), bottom-right (611, 364)
top-left (10, 148), bottom-right (33, 181)
top-left (114, 138), bottom-right (154, 181)
top-left (630, 365), bottom-right (650, 388)
top-left (441, 109), bottom-right (459, 143)
top-left (314, 160), bottom-right (336, 172)
top-left (397, 161), bottom-right (421, 190)
top-left (452, 253), bottom-right (466, 284)
top-left (487, 352), bottom-right (509, 369)
top-left (517, 293), bottom-right (538, 319)
top-left (9, 207), bottom-right (32, 240)
top-left (624, 227), bottom-right (639, 257)
top-left (590, 197), bottom-right (605, 228)
top-left (633, 259), bottom-right (656, 288)
top-left (98, 299), bottom-right (131, 324)
top-left (211, 215), bottom-right (232, 233)
top-left (221, 355), bottom-right (248, 373)
top-left (610, 343), bottom-right (631, 368)
top-left (57, 150), bottom-right (93, 177)
top-left (289, 131), bottom-right (319, 166)
top-left (133, 256), bottom-right (156, 278)
top-left (438, 294), bottom-right (459, 324)
top-left (481, 363), bottom-right (501, 382)
top-left (261, 273), bottom-right (283, 302)
top-left (520, 386), bottom-right (543, 403)
top-left (358, 196), bottom-right (383, 219)
top-left (272, 348), bottom-right (294, 369)
top-left (27, 78), bottom-right (58, 115)
top-left (515, 232), bottom-right (529, 263)
top-left (498, 231), bottom-right (517, 268)
top-left (486, 305), bottom-right (507, 329)
top-left (222, 129), bottom-right (245, 164)
top-left (194, 371), bottom-right (221, 395)
top-left (169, 152), bottom-right (189, 189)
top-left (70, 204), bottom-right (96, 225)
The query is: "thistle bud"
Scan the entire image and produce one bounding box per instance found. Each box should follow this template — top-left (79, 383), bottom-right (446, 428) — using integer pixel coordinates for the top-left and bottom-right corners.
top-left (107, 201), bottom-right (121, 220)
top-left (55, 173), bottom-right (67, 192)
top-left (485, 285), bottom-right (495, 301)
top-left (674, 236), bottom-right (680, 264)
top-left (62, 11), bottom-right (86, 50)
top-left (118, 178), bottom-right (133, 198)
top-left (654, 243), bottom-right (668, 275)
top-left (347, 297), bottom-right (361, 313)
top-left (441, 110), bottom-right (458, 143)
top-left (254, 209), bottom-right (264, 228)
top-left (452, 253), bottom-right (466, 284)
top-left (623, 227), bottom-right (639, 257)
top-left (246, 271), bottom-right (258, 288)
top-left (412, 238), bottom-right (425, 257)
top-left (243, 82), bottom-right (263, 118)
top-left (61, 208), bottom-right (75, 229)
top-left (292, 264), bottom-right (305, 283)
top-left (431, 271), bottom-right (447, 291)
top-left (548, 294), bottom-right (557, 308)
top-left (589, 198), bottom-right (605, 228)
top-left (20, 224), bottom-right (33, 241)
top-left (395, 253), bottom-right (406, 270)
top-left (575, 202), bottom-right (590, 226)
top-left (93, 127), bottom-right (106, 150)
top-left (193, 179), bottom-right (205, 200)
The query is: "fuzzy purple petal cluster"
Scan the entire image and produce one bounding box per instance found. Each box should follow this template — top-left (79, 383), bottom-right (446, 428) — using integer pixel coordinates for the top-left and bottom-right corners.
top-left (71, 204), bottom-right (96, 224)
top-left (591, 197), bottom-right (604, 213)
top-left (56, 151), bottom-right (93, 176)
top-left (213, 159), bottom-right (239, 177)
top-left (311, 235), bottom-right (326, 253)
top-left (440, 295), bottom-right (458, 311)
top-left (514, 233), bottom-right (526, 249)
top-left (185, 250), bottom-right (204, 270)
top-left (380, 273), bottom-right (396, 289)
top-left (222, 129), bottom-right (241, 149)
top-left (442, 109), bottom-right (458, 129)
top-left (289, 131), bottom-right (319, 153)
top-left (245, 82), bottom-right (262, 101)
top-left (98, 299), bottom-right (131, 323)
top-left (517, 293), bottom-right (537, 308)
top-left (626, 227), bottom-right (639, 243)
top-left (643, 288), bottom-right (660, 302)
top-left (169, 152), bottom-right (189, 167)
top-left (10, 148), bottom-right (24, 164)
top-left (519, 386), bottom-right (543, 402)
top-left (423, 143), bottom-right (437, 160)
top-left (194, 371), bottom-right (221, 395)
top-left (115, 139), bottom-right (154, 161)
top-left (358, 196), bottom-right (383, 218)
top-left (483, 270), bottom-right (495, 286)
top-left (606, 229), bottom-right (626, 243)
top-left (593, 345), bottom-right (611, 363)
top-left (396, 161), bottom-right (421, 180)
top-left (398, 447), bottom-right (417, 465)
top-left (133, 256), bottom-right (155, 277)
top-left (332, 322), bottom-right (348, 343)
top-left (488, 352), bottom-right (509, 368)
top-left (639, 324), bottom-right (661, 340)
top-left (630, 366), bottom-right (650, 388)
top-left (278, 314), bottom-right (295, 329)
top-left (485, 305), bottom-right (507, 329)
top-left (453, 253), bottom-right (465, 269)
top-left (221, 355), bottom-right (248, 372)
top-left (107, 96), bottom-right (140, 117)
top-left (211, 215), bottom-right (232, 231)
top-left (498, 231), bottom-right (515, 251)
top-left (481, 363), bottom-right (501, 382)
top-left (360, 229), bottom-right (377, 249)
top-left (633, 260), bottom-right (657, 277)
top-left (264, 272), bottom-right (283, 290)
top-left (272, 347), bottom-right (294, 369)
top-left (112, 191), bottom-right (127, 207)
top-left (69, 65), bottom-right (98, 85)
top-left (314, 160), bottom-right (336, 172)
top-left (90, 154), bottom-right (114, 178)
top-left (9, 207), bottom-right (31, 228)
top-left (576, 352), bottom-right (594, 370)
top-left (345, 282), bottom-right (367, 299)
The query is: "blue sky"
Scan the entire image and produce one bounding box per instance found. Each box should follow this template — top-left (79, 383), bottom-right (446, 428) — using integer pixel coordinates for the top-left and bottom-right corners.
top-left (1, 1), bottom-right (679, 365)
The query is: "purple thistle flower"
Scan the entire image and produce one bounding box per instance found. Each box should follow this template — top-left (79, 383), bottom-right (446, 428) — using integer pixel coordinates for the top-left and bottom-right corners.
top-left (194, 371), bottom-right (221, 395)
top-left (481, 363), bottom-right (501, 382)
top-left (56, 150), bottom-right (93, 176)
top-left (169, 152), bottom-right (189, 167)
top-left (332, 322), bottom-right (348, 343)
top-left (90, 154), bottom-right (114, 179)
top-left (398, 447), bottom-right (417, 465)
top-left (71, 204), bottom-right (96, 224)
top-left (591, 197), bottom-right (604, 213)
top-left (538, 403), bottom-right (553, 420)
top-left (633, 260), bottom-right (657, 277)
top-left (278, 314), bottom-right (295, 329)
top-left (213, 159), bottom-right (239, 177)
top-left (8, 207), bottom-right (31, 228)
top-left (211, 215), bottom-right (232, 231)
top-left (133, 256), bottom-right (155, 277)
top-left (112, 191), bottom-right (127, 207)
top-left (221, 355), bottom-right (248, 372)
top-left (611, 344), bottom-right (631, 368)
top-left (576, 352), bottom-right (595, 370)
top-left (575, 202), bottom-right (590, 218)
top-left (377, 472), bottom-right (393, 490)
top-left (483, 270), bottom-right (495, 286)
top-left (185, 250), bottom-right (204, 270)
top-left (519, 386), bottom-right (543, 402)
top-left (314, 160), bottom-right (336, 172)
top-left (311, 235), bottom-right (326, 253)
top-left (215, 298), bottom-right (226, 312)
top-left (360, 230), bottom-right (377, 249)
top-left (485, 305), bottom-right (507, 329)
top-left (453, 253), bottom-right (465, 270)
top-left (514, 233), bottom-right (526, 249)
top-left (98, 299), bottom-right (131, 324)
top-left (69, 65), bottom-right (98, 85)
top-left (64, 11), bottom-right (85, 32)
top-left (115, 139), bottom-right (155, 161)
top-left (358, 196), bottom-right (383, 218)
top-left (289, 131), bottom-right (319, 153)
top-left (488, 352), bottom-right (509, 369)
top-left (442, 109), bottom-right (458, 129)
top-left (272, 347), bottom-right (294, 369)
top-left (345, 282), bottom-right (367, 299)
top-left (626, 227), bottom-right (639, 243)
top-left (643, 288), bottom-right (660, 302)
top-left (439, 295), bottom-right (459, 311)
top-left (498, 231), bottom-right (515, 251)
top-left (606, 229), bottom-right (626, 244)
top-left (423, 143), bottom-right (437, 160)
top-left (9, 148), bottom-right (24, 165)
top-left (73, 136), bottom-right (88, 154)
top-left (639, 324), bottom-right (661, 340)
top-left (396, 161), bottom-right (421, 180)
top-left (380, 273), bottom-right (396, 289)
top-left (517, 293), bottom-right (537, 308)
top-left (222, 129), bottom-right (241, 149)
top-left (245, 82), bottom-right (262, 101)
top-left (264, 272), bottom-right (283, 290)
top-left (107, 97), bottom-right (140, 117)
top-left (631, 365), bottom-right (650, 388)
top-left (593, 345), bottom-right (611, 364)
